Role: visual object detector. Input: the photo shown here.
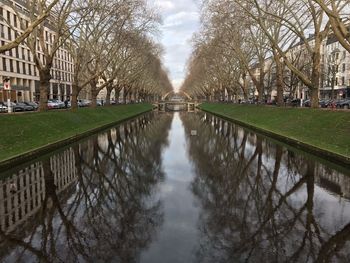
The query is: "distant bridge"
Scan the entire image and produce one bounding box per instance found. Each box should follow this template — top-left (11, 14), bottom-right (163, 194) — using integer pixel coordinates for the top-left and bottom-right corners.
top-left (162, 91), bottom-right (192, 101)
top-left (155, 101), bottom-right (201, 112)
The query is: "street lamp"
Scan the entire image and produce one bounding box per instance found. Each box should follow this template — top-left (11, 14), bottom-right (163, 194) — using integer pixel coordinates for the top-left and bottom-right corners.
top-left (329, 48), bottom-right (340, 100)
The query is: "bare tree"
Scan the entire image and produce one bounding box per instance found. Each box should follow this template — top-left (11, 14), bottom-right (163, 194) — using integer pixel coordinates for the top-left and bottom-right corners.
top-left (314, 0), bottom-right (350, 52)
top-left (25, 0), bottom-right (87, 111)
top-left (236, 0), bottom-right (332, 108)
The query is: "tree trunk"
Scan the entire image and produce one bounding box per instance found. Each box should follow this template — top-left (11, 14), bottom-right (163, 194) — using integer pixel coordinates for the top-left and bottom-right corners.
top-left (310, 88), bottom-right (319, 108)
top-left (105, 86), bottom-right (113, 106)
top-left (38, 69), bottom-right (51, 111)
top-left (115, 90), bottom-right (120, 103)
top-left (71, 83), bottom-right (79, 110)
top-left (258, 68), bottom-right (265, 103)
top-left (274, 51), bottom-right (284, 106)
top-left (91, 90), bottom-right (98, 108)
top-left (123, 90), bottom-right (128, 104)
top-left (310, 36), bottom-right (322, 108)
top-left (242, 73), bottom-right (248, 100)
top-left (90, 79), bottom-right (98, 108)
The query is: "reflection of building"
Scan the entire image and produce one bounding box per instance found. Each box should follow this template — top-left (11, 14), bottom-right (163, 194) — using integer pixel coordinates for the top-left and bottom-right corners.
top-left (315, 164), bottom-right (350, 199)
top-left (0, 149), bottom-right (77, 234)
top-left (0, 0), bottom-right (74, 102)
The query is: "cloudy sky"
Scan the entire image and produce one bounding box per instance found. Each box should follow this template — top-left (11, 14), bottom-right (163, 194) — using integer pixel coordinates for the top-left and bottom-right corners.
top-left (153, 0), bottom-right (200, 92)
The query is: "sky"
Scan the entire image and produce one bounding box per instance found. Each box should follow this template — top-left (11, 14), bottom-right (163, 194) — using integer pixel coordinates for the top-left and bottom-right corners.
top-left (152, 0), bottom-right (200, 92)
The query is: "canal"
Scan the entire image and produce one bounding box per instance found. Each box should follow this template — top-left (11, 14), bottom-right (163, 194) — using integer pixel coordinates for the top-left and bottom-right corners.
top-left (0, 111), bottom-right (350, 262)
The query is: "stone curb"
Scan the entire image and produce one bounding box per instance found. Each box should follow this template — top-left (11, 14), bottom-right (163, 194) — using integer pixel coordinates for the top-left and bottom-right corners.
top-left (0, 108), bottom-right (153, 171)
top-left (200, 108), bottom-right (350, 168)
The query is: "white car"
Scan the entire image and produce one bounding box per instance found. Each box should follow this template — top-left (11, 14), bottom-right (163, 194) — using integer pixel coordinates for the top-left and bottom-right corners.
top-left (47, 100), bottom-right (60, 109)
top-left (0, 102), bottom-right (8, 113)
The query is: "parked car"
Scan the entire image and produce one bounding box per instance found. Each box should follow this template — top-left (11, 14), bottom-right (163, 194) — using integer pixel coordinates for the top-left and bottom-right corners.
top-left (290, 98), bottom-right (301, 107)
top-left (96, 99), bottom-right (104, 106)
top-left (47, 99), bottom-right (60, 109)
top-left (16, 102), bottom-right (35, 111)
top-left (266, 99), bottom-right (277, 105)
top-left (337, 99), bottom-right (350, 109)
top-left (78, 99), bottom-right (91, 107)
top-left (319, 99), bottom-right (331, 108)
top-left (302, 99), bottom-right (311, 107)
top-left (3, 101), bottom-right (25, 112)
top-left (0, 102), bottom-right (8, 113)
top-left (24, 101), bottom-right (39, 111)
top-left (55, 100), bottom-right (65, 109)
top-left (241, 99), bottom-right (254, 104)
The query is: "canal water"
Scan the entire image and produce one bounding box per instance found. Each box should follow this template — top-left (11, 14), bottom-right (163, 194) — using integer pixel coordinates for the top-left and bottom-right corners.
top-left (0, 111), bottom-right (350, 262)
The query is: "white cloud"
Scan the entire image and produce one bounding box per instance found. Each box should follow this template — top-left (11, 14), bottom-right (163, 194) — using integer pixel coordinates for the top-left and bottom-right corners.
top-left (154, 0), bottom-right (176, 12)
top-left (150, 0), bottom-right (200, 91)
top-left (163, 11), bottom-right (199, 28)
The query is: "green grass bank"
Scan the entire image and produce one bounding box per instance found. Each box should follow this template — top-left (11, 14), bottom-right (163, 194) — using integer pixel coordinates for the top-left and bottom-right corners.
top-left (200, 103), bottom-right (350, 160)
top-left (0, 103), bottom-right (153, 162)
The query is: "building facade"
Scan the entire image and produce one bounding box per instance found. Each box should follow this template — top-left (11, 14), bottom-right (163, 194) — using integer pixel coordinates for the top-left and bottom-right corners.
top-left (246, 33), bottom-right (350, 102)
top-left (0, 0), bottom-right (74, 103)
top-left (322, 35), bottom-right (350, 99)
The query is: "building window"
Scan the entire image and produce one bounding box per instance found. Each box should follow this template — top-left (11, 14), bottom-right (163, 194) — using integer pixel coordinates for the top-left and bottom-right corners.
top-left (342, 76), bottom-right (345, 86)
top-left (7, 26), bottom-right (11, 40)
top-left (343, 63), bottom-right (345, 72)
top-left (0, 24), bottom-right (4, 38)
top-left (2, 57), bottom-right (6, 71)
top-left (9, 59), bottom-right (13, 72)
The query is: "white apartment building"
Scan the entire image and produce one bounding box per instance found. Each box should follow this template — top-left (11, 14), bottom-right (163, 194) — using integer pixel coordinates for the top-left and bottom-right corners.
top-left (322, 34), bottom-right (350, 99)
top-left (246, 33), bottom-right (350, 101)
top-left (0, 0), bottom-right (74, 103)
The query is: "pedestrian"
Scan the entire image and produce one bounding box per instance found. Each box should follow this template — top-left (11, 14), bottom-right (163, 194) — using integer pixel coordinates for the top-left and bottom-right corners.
top-left (331, 100), bottom-right (336, 110)
top-left (64, 99), bottom-right (68, 108)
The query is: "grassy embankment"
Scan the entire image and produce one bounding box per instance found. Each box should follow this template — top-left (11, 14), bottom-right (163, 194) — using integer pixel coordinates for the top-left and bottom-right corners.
top-left (200, 103), bottom-right (350, 158)
top-left (0, 103), bottom-right (153, 162)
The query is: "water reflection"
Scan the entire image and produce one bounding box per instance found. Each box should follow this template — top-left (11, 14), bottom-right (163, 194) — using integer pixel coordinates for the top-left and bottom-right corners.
top-left (181, 113), bottom-right (350, 263)
top-left (0, 112), bottom-right (173, 262)
top-left (1, 111), bottom-right (350, 262)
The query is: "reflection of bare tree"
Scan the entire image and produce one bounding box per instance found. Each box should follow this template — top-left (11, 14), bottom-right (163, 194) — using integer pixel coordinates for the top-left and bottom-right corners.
top-left (0, 112), bottom-right (173, 262)
top-left (181, 113), bottom-right (350, 263)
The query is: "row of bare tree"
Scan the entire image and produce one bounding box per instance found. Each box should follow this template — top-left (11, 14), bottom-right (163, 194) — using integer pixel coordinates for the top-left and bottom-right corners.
top-left (181, 0), bottom-right (350, 108)
top-left (1, 0), bottom-right (172, 110)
